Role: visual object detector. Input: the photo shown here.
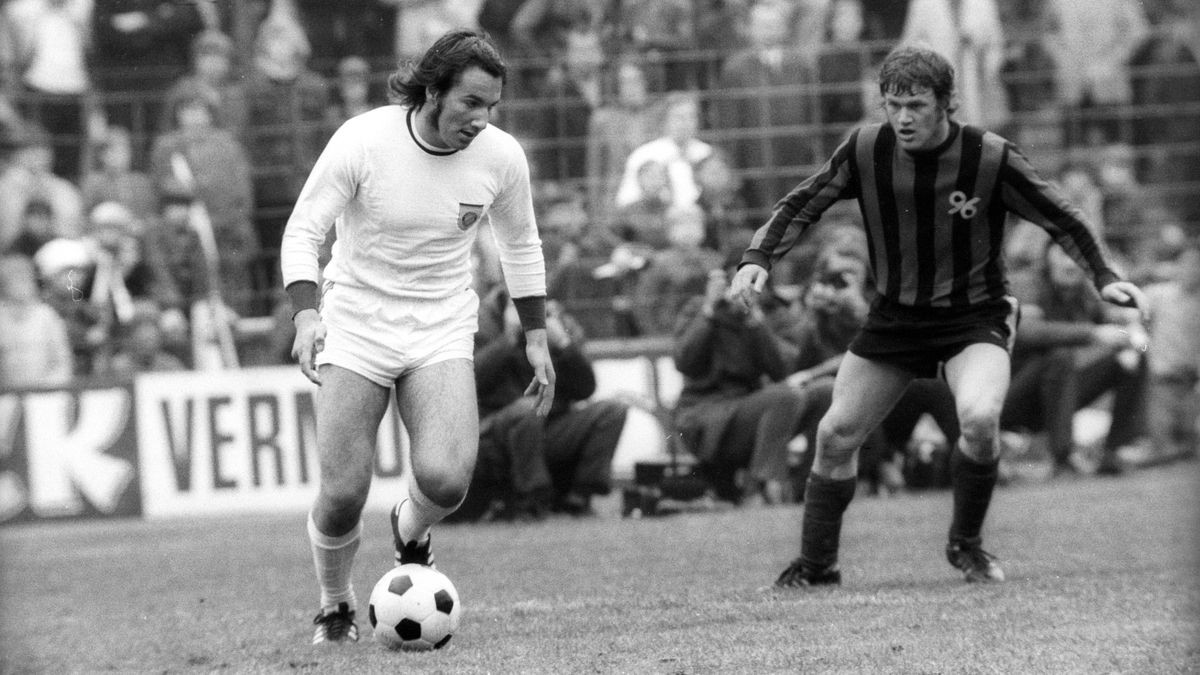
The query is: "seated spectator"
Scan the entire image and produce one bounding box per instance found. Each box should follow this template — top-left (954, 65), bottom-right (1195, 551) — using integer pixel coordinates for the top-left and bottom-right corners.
top-left (631, 202), bottom-right (723, 336)
top-left (467, 290), bottom-right (629, 520)
top-left (159, 29), bottom-right (249, 136)
top-left (32, 237), bottom-right (107, 377)
top-left (609, 159), bottom-right (674, 250)
top-left (783, 232), bottom-right (960, 496)
top-left (693, 148), bottom-right (745, 253)
top-left (80, 126), bottom-right (157, 224)
top-left (671, 262), bottom-right (812, 504)
top-left (1141, 237), bottom-right (1200, 463)
top-left (614, 91), bottom-right (712, 212)
top-left (149, 85), bottom-right (260, 316)
top-left (1001, 240), bottom-right (1150, 477)
top-left (139, 183), bottom-right (220, 368)
top-left (0, 122), bottom-right (83, 252)
top-left (0, 251), bottom-right (73, 388)
top-left (105, 301), bottom-right (187, 376)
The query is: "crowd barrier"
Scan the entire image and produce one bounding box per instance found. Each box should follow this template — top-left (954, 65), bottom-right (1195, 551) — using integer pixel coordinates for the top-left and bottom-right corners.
top-left (0, 341), bottom-right (683, 526)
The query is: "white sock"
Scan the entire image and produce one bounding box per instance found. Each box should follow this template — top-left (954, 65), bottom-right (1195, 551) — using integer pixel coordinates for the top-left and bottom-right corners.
top-left (395, 473), bottom-right (460, 545)
top-left (307, 513), bottom-right (361, 611)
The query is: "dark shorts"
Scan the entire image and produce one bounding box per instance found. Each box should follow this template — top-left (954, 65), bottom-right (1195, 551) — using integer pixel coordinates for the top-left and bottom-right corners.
top-left (848, 296), bottom-right (1019, 378)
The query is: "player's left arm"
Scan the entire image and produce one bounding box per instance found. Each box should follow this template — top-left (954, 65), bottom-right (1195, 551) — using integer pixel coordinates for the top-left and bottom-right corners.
top-left (491, 140), bottom-right (555, 415)
top-left (998, 142), bottom-right (1139, 313)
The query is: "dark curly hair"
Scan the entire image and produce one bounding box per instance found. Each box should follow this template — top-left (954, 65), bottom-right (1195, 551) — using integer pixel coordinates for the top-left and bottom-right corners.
top-left (387, 29), bottom-right (507, 109)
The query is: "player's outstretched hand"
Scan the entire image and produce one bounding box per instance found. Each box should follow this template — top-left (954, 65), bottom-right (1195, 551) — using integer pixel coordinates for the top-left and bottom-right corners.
top-left (523, 328), bottom-right (557, 417)
top-left (729, 264), bottom-right (768, 311)
top-left (1100, 280), bottom-right (1151, 323)
top-left (291, 309), bottom-right (326, 386)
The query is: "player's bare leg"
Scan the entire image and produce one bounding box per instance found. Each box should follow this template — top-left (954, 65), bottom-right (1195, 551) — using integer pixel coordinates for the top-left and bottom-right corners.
top-left (391, 358), bottom-right (480, 567)
top-left (776, 354), bottom-right (912, 588)
top-left (309, 365), bottom-right (393, 644)
top-left (942, 343), bottom-right (1011, 582)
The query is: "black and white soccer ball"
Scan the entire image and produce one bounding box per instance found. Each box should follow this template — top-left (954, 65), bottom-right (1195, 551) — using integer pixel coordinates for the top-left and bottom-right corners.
top-left (368, 564), bottom-right (461, 651)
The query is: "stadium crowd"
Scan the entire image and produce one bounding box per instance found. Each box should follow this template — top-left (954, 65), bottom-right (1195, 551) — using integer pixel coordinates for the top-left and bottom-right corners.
top-left (0, 0), bottom-right (1197, 515)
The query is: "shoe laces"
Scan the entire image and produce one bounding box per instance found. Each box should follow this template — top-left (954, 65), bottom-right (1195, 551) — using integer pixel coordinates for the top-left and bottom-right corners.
top-left (312, 602), bottom-right (358, 643)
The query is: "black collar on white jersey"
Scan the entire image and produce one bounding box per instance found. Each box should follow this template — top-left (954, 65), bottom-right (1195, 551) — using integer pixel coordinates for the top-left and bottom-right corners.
top-left (407, 107), bottom-right (459, 156)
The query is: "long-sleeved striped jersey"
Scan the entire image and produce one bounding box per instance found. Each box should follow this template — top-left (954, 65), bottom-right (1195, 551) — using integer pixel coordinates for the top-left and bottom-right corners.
top-left (741, 122), bottom-right (1121, 308)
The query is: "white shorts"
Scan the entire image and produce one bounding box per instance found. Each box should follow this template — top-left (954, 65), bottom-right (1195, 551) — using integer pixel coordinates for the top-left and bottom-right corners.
top-left (317, 282), bottom-right (479, 387)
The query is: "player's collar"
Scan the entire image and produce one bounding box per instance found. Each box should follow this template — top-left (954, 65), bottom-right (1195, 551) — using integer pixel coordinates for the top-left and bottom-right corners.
top-left (407, 108), bottom-right (458, 156)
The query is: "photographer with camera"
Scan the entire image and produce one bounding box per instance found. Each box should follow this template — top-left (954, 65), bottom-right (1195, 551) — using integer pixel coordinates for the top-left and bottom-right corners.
top-left (671, 262), bottom-right (825, 505)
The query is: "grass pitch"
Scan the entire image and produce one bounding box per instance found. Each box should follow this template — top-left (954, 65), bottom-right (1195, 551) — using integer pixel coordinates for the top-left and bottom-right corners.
top-left (2, 461), bottom-right (1197, 674)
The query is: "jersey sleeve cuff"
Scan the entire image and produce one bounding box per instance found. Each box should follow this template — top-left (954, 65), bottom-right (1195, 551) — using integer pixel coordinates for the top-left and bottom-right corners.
top-left (512, 294), bottom-right (546, 331)
top-left (286, 280), bottom-right (320, 320)
top-left (1093, 268), bottom-right (1121, 291)
top-left (739, 249), bottom-right (770, 271)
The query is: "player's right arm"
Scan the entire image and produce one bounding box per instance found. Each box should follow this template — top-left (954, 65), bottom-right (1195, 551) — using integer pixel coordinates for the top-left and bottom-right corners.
top-left (732, 132), bottom-right (860, 309)
top-left (280, 121), bottom-right (362, 385)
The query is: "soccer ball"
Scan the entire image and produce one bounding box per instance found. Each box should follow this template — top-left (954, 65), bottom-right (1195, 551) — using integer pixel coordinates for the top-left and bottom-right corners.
top-left (368, 564), bottom-right (461, 650)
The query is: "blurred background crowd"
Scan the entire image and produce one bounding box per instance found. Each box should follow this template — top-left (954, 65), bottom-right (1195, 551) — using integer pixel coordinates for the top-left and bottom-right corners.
top-left (0, 0), bottom-right (1196, 511)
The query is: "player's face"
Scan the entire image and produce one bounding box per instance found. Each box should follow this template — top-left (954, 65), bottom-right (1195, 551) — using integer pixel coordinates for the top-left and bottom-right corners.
top-left (427, 66), bottom-right (502, 151)
top-left (883, 86), bottom-right (949, 152)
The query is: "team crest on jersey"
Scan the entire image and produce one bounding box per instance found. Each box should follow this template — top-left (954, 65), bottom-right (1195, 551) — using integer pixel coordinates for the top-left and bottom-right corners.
top-left (458, 203), bottom-right (484, 231)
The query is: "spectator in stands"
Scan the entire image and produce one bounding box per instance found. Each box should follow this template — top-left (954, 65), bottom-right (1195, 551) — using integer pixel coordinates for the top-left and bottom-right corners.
top-left (105, 301), bottom-right (186, 375)
top-left (91, 0), bottom-right (209, 138)
top-left (32, 236), bottom-right (107, 377)
top-left (325, 56), bottom-right (384, 129)
top-left (712, 1), bottom-right (818, 223)
top-left (614, 0), bottom-right (697, 92)
top-left (294, 0), bottom-right (397, 65)
top-left (586, 55), bottom-right (657, 222)
top-left (899, 0), bottom-right (1009, 130)
top-left (615, 90), bottom-right (712, 212)
top-left (1002, 240), bottom-right (1150, 477)
top-left (671, 260), bottom-right (811, 504)
top-left (5, 198), bottom-right (55, 257)
top-left (1045, 0), bottom-right (1150, 147)
top-left (0, 122), bottom-right (83, 252)
top-left (1128, 4), bottom-right (1200, 227)
top-left (815, 0), bottom-right (871, 156)
top-left (471, 289), bottom-right (628, 519)
top-left (150, 84), bottom-right (260, 317)
top-left (159, 30), bottom-right (249, 136)
top-left (1, 0), bottom-right (92, 180)
top-left (244, 8), bottom-right (330, 267)
top-left (80, 126), bottom-right (157, 225)
top-left (384, 0), bottom-right (470, 62)
top-left (0, 250), bottom-right (72, 388)
top-left (632, 202), bottom-right (723, 336)
top-left (1140, 236), bottom-right (1200, 463)
top-left (609, 159), bottom-right (674, 251)
top-left (693, 147), bottom-right (744, 253)
top-left (522, 26), bottom-right (603, 186)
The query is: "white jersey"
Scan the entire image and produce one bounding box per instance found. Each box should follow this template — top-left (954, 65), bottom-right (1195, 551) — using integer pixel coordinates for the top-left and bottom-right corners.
top-left (280, 105), bottom-right (545, 301)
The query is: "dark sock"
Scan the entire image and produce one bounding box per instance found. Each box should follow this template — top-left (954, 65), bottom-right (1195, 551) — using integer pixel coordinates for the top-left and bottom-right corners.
top-left (799, 473), bottom-right (857, 571)
top-left (948, 448), bottom-right (998, 544)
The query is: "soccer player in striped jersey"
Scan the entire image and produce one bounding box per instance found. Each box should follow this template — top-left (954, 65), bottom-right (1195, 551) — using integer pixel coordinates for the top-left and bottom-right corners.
top-left (280, 30), bottom-right (555, 643)
top-left (731, 46), bottom-right (1149, 587)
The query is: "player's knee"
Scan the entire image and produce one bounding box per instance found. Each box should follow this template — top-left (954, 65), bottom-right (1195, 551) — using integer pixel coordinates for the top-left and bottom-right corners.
top-left (816, 417), bottom-right (861, 465)
top-left (415, 469), bottom-right (472, 509)
top-left (318, 485), bottom-right (369, 528)
top-left (958, 407), bottom-right (1001, 458)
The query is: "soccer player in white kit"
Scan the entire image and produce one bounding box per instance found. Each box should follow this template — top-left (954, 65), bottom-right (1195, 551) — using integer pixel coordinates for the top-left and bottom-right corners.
top-left (280, 30), bottom-right (556, 645)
